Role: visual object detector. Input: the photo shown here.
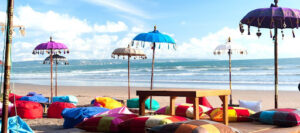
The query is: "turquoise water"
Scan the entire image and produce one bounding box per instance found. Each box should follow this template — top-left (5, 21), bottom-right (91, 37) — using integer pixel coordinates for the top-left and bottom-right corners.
top-left (6, 58), bottom-right (300, 91)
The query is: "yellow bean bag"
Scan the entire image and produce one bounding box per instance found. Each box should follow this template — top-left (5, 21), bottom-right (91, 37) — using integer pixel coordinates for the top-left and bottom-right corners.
top-left (94, 97), bottom-right (123, 109)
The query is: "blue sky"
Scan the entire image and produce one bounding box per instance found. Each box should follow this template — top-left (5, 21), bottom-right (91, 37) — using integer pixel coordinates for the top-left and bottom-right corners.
top-left (1, 0), bottom-right (300, 61)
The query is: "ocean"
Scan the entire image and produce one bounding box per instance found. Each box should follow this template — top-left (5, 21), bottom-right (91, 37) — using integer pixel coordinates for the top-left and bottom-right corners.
top-left (6, 58), bottom-right (300, 91)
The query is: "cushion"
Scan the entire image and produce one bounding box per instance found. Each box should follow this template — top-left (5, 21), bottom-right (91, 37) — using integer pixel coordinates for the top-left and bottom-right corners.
top-left (149, 120), bottom-right (240, 133)
top-left (53, 95), bottom-right (78, 105)
top-left (239, 100), bottom-right (261, 112)
top-left (250, 108), bottom-right (300, 127)
top-left (76, 114), bottom-right (138, 132)
top-left (0, 116), bottom-right (34, 133)
top-left (207, 107), bottom-right (255, 122)
top-left (19, 95), bottom-right (49, 103)
top-left (93, 106), bottom-right (133, 117)
top-left (155, 103), bottom-right (211, 118)
top-left (93, 97), bottom-right (123, 109)
top-left (47, 102), bottom-right (76, 118)
top-left (127, 98), bottom-right (160, 111)
top-left (119, 115), bottom-right (189, 133)
top-left (186, 97), bottom-right (213, 109)
top-left (10, 100), bottom-right (43, 119)
top-left (61, 107), bottom-right (110, 128)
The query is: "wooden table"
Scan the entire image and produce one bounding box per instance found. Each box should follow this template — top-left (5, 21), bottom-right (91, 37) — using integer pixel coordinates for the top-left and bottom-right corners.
top-left (137, 89), bottom-right (231, 125)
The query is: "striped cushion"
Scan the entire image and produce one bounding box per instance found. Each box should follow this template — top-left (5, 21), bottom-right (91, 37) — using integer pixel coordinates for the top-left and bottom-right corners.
top-left (155, 103), bottom-right (211, 118)
top-left (119, 115), bottom-right (189, 133)
top-left (76, 113), bottom-right (137, 132)
top-left (149, 120), bottom-right (240, 133)
top-left (250, 108), bottom-right (300, 127)
top-left (207, 107), bottom-right (255, 122)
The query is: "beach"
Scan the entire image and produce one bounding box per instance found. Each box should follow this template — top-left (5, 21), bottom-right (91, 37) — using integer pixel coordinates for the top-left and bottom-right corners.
top-left (11, 83), bottom-right (300, 132)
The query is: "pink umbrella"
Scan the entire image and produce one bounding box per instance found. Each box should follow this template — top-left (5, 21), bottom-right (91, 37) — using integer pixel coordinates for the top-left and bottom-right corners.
top-left (32, 37), bottom-right (69, 102)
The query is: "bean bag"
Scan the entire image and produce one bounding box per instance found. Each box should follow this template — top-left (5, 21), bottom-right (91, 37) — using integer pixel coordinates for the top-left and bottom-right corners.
top-left (149, 120), bottom-right (240, 133)
top-left (93, 97), bottom-right (123, 109)
top-left (20, 95), bottom-right (49, 103)
top-left (127, 98), bottom-right (160, 111)
top-left (155, 103), bottom-right (211, 118)
top-left (186, 97), bottom-right (213, 109)
top-left (207, 107), bottom-right (255, 122)
top-left (61, 107), bottom-right (109, 129)
top-left (9, 93), bottom-right (23, 103)
top-left (10, 100), bottom-right (43, 119)
top-left (53, 95), bottom-right (78, 105)
top-left (0, 102), bottom-right (14, 117)
top-left (119, 115), bottom-right (189, 133)
top-left (0, 116), bottom-right (33, 133)
top-left (76, 114), bottom-right (138, 132)
top-left (93, 106), bottom-right (133, 117)
top-left (26, 92), bottom-right (43, 97)
top-left (47, 102), bottom-right (76, 118)
top-left (250, 108), bottom-right (300, 127)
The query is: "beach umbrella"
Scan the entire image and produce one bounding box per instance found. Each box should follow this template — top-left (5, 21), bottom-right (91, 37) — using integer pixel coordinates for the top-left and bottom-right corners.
top-left (43, 54), bottom-right (69, 97)
top-left (213, 37), bottom-right (247, 106)
top-left (111, 45), bottom-right (147, 99)
top-left (132, 25), bottom-right (176, 109)
top-left (32, 37), bottom-right (69, 102)
top-left (239, 0), bottom-right (300, 108)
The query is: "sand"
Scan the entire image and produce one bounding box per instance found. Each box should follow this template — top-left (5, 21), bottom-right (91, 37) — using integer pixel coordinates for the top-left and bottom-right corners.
top-left (7, 83), bottom-right (300, 132)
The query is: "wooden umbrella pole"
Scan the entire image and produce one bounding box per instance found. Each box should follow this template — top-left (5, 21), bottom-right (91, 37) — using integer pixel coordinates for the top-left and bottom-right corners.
top-left (150, 43), bottom-right (156, 110)
top-left (228, 49), bottom-right (233, 105)
top-left (274, 28), bottom-right (278, 109)
top-left (274, 0), bottom-right (278, 109)
top-left (55, 60), bottom-right (58, 96)
top-left (1, 0), bottom-right (14, 132)
top-left (128, 56), bottom-right (130, 99)
top-left (50, 50), bottom-right (53, 102)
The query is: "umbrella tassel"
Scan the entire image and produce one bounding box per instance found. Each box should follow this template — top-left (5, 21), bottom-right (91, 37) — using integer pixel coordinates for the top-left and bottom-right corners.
top-left (270, 30), bottom-right (273, 38)
top-left (292, 29), bottom-right (296, 38)
top-left (173, 44), bottom-right (176, 50)
top-left (247, 25), bottom-right (250, 35)
top-left (159, 44), bottom-right (161, 49)
top-left (168, 44), bottom-right (170, 49)
top-left (281, 29), bottom-right (284, 40)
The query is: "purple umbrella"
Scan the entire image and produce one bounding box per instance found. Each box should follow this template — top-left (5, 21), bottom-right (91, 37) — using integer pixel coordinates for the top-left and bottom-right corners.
top-left (33, 37), bottom-right (69, 102)
top-left (240, 0), bottom-right (300, 108)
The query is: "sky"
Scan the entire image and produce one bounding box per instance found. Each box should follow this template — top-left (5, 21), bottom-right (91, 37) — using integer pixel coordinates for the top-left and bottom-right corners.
top-left (0, 0), bottom-right (300, 61)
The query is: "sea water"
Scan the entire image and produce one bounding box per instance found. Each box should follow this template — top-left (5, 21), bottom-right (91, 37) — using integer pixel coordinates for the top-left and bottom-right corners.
top-left (7, 58), bottom-right (300, 91)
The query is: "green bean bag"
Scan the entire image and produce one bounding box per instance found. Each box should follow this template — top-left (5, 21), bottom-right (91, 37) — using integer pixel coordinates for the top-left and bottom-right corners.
top-left (127, 98), bottom-right (160, 111)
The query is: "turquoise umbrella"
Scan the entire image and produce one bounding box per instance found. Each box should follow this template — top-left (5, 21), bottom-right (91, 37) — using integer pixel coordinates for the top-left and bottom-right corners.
top-left (132, 26), bottom-right (176, 110)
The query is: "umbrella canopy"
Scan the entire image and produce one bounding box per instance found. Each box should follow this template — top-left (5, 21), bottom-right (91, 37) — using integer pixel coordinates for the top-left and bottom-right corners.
top-left (112, 45), bottom-right (147, 59)
top-left (213, 37), bottom-right (247, 105)
top-left (239, 0), bottom-right (300, 108)
top-left (132, 26), bottom-right (175, 110)
top-left (32, 36), bottom-right (69, 102)
top-left (111, 45), bottom-right (146, 99)
top-left (43, 54), bottom-right (69, 65)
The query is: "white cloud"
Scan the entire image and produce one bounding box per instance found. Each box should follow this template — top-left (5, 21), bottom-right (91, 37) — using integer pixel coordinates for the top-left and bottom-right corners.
top-left (94, 21), bottom-right (128, 33)
top-left (83, 0), bottom-right (150, 19)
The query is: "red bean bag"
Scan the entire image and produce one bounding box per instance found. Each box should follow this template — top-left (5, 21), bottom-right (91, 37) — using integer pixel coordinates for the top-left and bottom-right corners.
top-left (186, 97), bottom-right (213, 108)
top-left (10, 100), bottom-right (43, 119)
top-left (9, 93), bottom-right (23, 103)
top-left (47, 102), bottom-right (76, 118)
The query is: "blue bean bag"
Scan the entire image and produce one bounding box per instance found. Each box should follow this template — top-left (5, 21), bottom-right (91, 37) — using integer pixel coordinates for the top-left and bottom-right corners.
top-left (19, 95), bottom-right (49, 103)
top-left (0, 116), bottom-right (33, 133)
top-left (53, 95), bottom-right (78, 105)
top-left (61, 107), bottom-right (109, 128)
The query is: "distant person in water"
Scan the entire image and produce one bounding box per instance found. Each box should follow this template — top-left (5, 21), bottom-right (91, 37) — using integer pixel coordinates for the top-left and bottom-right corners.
top-left (298, 83), bottom-right (300, 91)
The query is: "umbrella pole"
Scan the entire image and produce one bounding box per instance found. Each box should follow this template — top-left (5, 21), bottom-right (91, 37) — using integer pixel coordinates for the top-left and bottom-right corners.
top-left (150, 43), bottom-right (156, 110)
top-left (128, 56), bottom-right (130, 99)
top-left (55, 60), bottom-right (58, 96)
top-left (1, 0), bottom-right (14, 132)
top-left (274, 27), bottom-right (278, 109)
top-left (228, 49), bottom-right (232, 105)
top-left (50, 51), bottom-right (53, 102)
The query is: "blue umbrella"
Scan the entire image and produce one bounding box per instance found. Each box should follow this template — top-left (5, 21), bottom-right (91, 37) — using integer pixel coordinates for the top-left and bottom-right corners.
top-left (132, 26), bottom-right (176, 110)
